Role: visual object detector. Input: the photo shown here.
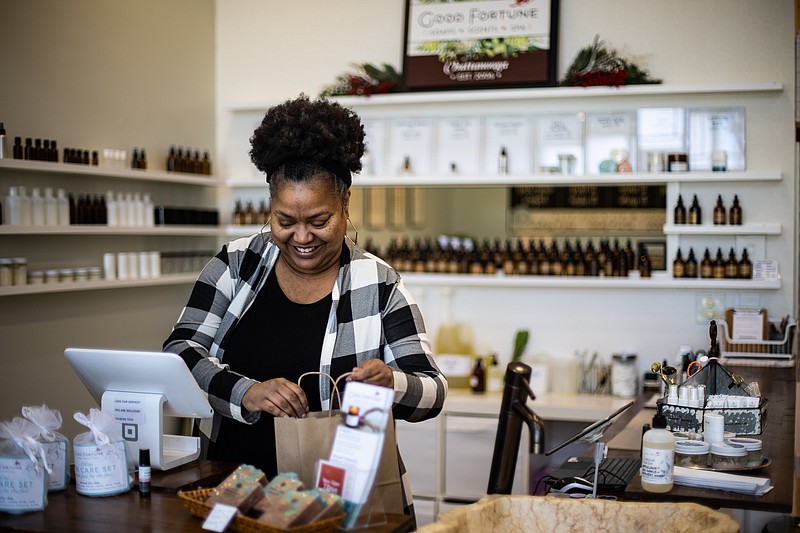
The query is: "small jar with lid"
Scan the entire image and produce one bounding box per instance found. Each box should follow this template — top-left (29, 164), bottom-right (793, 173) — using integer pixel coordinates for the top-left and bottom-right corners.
top-left (710, 441), bottom-right (747, 469)
top-left (11, 257), bottom-right (27, 286)
top-left (675, 440), bottom-right (710, 467)
top-left (58, 268), bottom-right (74, 282)
top-left (74, 267), bottom-right (90, 282)
top-left (88, 266), bottom-right (102, 281)
top-left (44, 269), bottom-right (60, 284)
top-left (28, 270), bottom-right (44, 285)
top-left (667, 153), bottom-right (689, 172)
top-left (0, 258), bottom-right (13, 287)
top-left (726, 437), bottom-right (762, 467)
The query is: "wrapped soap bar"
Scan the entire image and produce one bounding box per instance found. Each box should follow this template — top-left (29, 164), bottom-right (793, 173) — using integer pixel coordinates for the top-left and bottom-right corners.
top-left (0, 417), bottom-right (50, 514)
top-left (206, 464), bottom-right (267, 512)
top-left (307, 488), bottom-right (344, 522)
top-left (73, 409), bottom-right (132, 497)
top-left (265, 472), bottom-right (304, 495)
top-left (256, 489), bottom-right (323, 529)
top-left (22, 404), bottom-right (70, 492)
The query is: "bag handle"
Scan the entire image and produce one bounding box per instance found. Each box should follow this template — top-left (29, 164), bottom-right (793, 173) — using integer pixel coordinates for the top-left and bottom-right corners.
top-left (298, 371), bottom-right (353, 414)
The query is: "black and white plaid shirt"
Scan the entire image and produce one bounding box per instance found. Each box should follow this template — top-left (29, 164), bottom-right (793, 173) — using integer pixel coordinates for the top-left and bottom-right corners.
top-left (163, 232), bottom-right (448, 442)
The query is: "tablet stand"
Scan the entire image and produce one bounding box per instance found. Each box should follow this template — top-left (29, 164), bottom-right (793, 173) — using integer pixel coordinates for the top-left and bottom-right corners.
top-left (101, 390), bottom-right (201, 470)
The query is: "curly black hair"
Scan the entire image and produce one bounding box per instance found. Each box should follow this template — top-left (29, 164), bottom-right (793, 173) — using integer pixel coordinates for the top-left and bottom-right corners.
top-left (249, 95), bottom-right (365, 191)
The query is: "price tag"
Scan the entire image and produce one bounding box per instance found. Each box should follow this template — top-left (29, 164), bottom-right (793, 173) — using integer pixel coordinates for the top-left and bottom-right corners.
top-left (202, 503), bottom-right (238, 532)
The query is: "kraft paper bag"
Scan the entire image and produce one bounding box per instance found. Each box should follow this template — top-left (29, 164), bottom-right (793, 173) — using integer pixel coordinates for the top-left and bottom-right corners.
top-left (274, 372), bottom-right (404, 516)
top-left (274, 410), bottom-right (339, 491)
top-left (274, 411), bottom-right (404, 515)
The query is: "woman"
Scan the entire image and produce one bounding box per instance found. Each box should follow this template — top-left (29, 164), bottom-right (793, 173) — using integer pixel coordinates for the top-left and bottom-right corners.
top-left (163, 95), bottom-right (447, 516)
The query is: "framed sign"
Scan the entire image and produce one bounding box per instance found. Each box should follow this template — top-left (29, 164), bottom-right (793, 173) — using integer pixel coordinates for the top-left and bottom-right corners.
top-left (403, 0), bottom-right (559, 91)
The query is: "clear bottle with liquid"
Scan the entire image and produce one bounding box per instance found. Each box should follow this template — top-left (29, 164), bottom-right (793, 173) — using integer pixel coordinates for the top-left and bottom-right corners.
top-left (641, 411), bottom-right (675, 493)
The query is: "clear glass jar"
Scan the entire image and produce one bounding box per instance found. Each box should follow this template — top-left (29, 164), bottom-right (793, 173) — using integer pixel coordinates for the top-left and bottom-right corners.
top-left (726, 437), bottom-right (763, 467)
top-left (611, 353), bottom-right (637, 398)
top-left (88, 266), bottom-right (102, 281)
top-left (710, 441), bottom-right (747, 469)
top-left (674, 440), bottom-right (710, 467)
top-left (58, 268), bottom-right (74, 282)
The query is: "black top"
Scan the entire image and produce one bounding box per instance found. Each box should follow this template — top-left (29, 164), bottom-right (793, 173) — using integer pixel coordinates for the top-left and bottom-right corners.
top-left (207, 267), bottom-right (331, 476)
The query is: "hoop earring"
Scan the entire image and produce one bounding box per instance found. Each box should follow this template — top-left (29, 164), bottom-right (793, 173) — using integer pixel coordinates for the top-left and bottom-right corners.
top-left (260, 218), bottom-right (271, 246)
top-left (346, 217), bottom-right (358, 246)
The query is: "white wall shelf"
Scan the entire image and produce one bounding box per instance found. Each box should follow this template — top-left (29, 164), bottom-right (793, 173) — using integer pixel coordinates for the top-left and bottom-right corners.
top-left (399, 272), bottom-right (780, 290)
top-left (0, 226), bottom-right (222, 236)
top-left (227, 170), bottom-right (781, 189)
top-left (662, 223), bottom-right (781, 236)
top-left (226, 83), bottom-right (784, 112)
top-left (0, 273), bottom-right (199, 297)
top-left (0, 159), bottom-right (223, 187)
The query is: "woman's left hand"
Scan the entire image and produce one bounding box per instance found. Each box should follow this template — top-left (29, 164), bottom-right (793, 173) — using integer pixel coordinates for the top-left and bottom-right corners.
top-left (348, 359), bottom-right (394, 389)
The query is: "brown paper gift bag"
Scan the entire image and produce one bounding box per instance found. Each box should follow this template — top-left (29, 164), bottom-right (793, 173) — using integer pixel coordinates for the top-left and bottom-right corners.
top-left (274, 372), bottom-right (404, 515)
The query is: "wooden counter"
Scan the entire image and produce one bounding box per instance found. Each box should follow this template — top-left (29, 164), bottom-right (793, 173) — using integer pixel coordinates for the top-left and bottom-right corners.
top-left (0, 461), bottom-right (413, 532)
top-left (604, 364), bottom-right (796, 513)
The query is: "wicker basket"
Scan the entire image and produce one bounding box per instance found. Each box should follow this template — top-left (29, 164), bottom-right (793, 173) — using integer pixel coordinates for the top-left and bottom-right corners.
top-left (178, 488), bottom-right (345, 533)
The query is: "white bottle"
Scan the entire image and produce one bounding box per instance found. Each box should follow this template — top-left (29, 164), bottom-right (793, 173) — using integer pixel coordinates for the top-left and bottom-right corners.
top-left (106, 191), bottom-right (117, 226)
top-left (121, 192), bottom-right (133, 226)
top-left (133, 192), bottom-right (144, 227)
top-left (4, 186), bottom-right (22, 225)
top-left (30, 187), bottom-right (45, 226)
top-left (17, 186), bottom-right (32, 226)
top-left (641, 411), bottom-right (675, 493)
top-left (43, 187), bottom-right (58, 226)
top-left (56, 189), bottom-right (70, 226)
top-left (142, 193), bottom-right (154, 227)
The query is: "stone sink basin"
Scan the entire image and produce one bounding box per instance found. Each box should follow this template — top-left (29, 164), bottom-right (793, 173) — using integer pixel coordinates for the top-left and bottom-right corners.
top-left (416, 495), bottom-right (739, 533)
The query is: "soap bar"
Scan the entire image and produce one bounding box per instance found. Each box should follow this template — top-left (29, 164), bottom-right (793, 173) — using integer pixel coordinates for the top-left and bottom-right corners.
top-left (307, 488), bottom-right (344, 522)
top-left (256, 490), bottom-right (323, 528)
top-left (206, 464), bottom-right (267, 512)
top-left (265, 472), bottom-right (304, 495)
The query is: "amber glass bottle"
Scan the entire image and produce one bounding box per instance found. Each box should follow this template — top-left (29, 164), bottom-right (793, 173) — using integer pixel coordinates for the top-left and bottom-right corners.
top-left (684, 248), bottom-right (698, 278)
top-left (688, 194), bottom-right (702, 225)
top-left (639, 247), bottom-right (652, 278)
top-left (712, 248), bottom-right (726, 279)
top-left (672, 249), bottom-right (686, 278)
top-left (674, 194), bottom-right (687, 224)
top-left (713, 195), bottom-right (726, 225)
top-left (729, 194), bottom-right (742, 225)
top-left (725, 248), bottom-right (739, 279)
top-left (738, 249), bottom-right (753, 279)
top-left (700, 248), bottom-right (713, 278)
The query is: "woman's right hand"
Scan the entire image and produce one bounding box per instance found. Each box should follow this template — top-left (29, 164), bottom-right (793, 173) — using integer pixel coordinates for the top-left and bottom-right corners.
top-left (242, 378), bottom-right (309, 418)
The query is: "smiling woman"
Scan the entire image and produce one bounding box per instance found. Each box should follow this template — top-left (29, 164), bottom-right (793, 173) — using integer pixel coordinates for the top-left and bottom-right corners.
top-left (162, 95), bottom-right (448, 522)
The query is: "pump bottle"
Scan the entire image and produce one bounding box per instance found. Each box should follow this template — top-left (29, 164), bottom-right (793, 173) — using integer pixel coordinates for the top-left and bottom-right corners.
top-left (641, 410), bottom-right (675, 493)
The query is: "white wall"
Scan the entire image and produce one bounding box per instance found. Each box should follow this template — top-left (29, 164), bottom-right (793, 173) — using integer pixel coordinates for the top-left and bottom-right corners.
top-left (0, 0), bottom-right (216, 438)
top-left (214, 0), bottom-right (797, 378)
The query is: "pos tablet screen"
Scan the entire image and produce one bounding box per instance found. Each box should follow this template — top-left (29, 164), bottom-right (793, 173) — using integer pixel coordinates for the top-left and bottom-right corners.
top-left (64, 347), bottom-right (213, 419)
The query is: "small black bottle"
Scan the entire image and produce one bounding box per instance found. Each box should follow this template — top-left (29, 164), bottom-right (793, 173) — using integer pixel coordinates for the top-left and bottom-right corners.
top-left (12, 137), bottom-right (22, 159)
